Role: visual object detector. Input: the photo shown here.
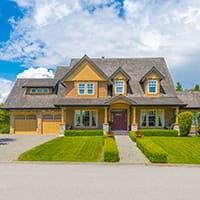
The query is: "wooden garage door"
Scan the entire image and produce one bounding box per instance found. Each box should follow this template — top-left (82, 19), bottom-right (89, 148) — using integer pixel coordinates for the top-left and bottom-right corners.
top-left (14, 115), bottom-right (37, 134)
top-left (42, 114), bottom-right (61, 134)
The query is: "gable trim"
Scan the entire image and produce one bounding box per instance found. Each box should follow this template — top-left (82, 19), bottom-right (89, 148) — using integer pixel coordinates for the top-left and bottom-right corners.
top-left (109, 66), bottom-right (131, 80)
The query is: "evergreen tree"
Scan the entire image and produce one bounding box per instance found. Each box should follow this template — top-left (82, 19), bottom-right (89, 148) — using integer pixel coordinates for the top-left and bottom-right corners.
top-left (176, 82), bottom-right (183, 91)
top-left (193, 84), bottom-right (200, 91)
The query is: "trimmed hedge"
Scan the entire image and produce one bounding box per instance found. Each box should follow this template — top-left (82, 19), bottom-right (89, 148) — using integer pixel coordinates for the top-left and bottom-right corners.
top-left (137, 138), bottom-right (167, 163)
top-left (178, 111), bottom-right (193, 136)
top-left (129, 131), bottom-right (136, 142)
top-left (104, 137), bottom-right (120, 162)
top-left (64, 130), bottom-right (103, 136)
top-left (140, 129), bottom-right (178, 137)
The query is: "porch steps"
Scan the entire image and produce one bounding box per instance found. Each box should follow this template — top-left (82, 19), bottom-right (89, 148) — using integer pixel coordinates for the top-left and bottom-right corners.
top-left (114, 131), bottom-right (128, 135)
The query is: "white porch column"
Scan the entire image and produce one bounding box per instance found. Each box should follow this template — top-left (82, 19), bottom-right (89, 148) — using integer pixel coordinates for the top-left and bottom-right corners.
top-left (173, 107), bottom-right (180, 133)
top-left (131, 107), bottom-right (138, 131)
top-left (60, 108), bottom-right (65, 136)
top-left (103, 107), bottom-right (109, 134)
top-left (36, 112), bottom-right (42, 134)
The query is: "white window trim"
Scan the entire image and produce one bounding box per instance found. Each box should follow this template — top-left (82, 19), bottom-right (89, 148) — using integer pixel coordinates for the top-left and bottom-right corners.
top-left (74, 110), bottom-right (98, 128)
top-left (115, 80), bottom-right (124, 95)
top-left (78, 83), bottom-right (94, 95)
top-left (148, 80), bottom-right (157, 94)
top-left (140, 109), bottom-right (165, 128)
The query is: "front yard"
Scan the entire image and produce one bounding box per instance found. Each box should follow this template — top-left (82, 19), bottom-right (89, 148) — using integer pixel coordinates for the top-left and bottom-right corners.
top-left (137, 136), bottom-right (200, 164)
top-left (18, 136), bottom-right (104, 162)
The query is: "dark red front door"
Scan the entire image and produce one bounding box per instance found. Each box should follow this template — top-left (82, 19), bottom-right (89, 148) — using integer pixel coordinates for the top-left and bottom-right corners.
top-left (111, 111), bottom-right (127, 130)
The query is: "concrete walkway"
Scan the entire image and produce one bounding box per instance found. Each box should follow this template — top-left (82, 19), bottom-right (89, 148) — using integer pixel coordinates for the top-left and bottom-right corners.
top-left (0, 134), bottom-right (56, 162)
top-left (115, 135), bottom-right (148, 164)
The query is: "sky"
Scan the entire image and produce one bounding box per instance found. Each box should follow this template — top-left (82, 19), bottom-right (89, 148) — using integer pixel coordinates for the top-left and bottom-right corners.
top-left (0, 0), bottom-right (200, 102)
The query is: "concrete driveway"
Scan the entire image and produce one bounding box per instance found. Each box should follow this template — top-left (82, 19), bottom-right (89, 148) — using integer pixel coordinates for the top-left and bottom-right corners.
top-left (0, 163), bottom-right (200, 200)
top-left (0, 134), bottom-right (56, 162)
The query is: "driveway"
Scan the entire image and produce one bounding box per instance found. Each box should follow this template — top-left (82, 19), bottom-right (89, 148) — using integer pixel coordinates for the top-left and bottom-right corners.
top-left (0, 163), bottom-right (200, 200)
top-left (0, 134), bottom-right (56, 162)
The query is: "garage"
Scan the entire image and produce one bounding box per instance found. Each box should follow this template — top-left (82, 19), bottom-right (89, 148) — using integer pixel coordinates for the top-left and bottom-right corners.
top-left (42, 113), bottom-right (61, 134)
top-left (14, 114), bottom-right (37, 134)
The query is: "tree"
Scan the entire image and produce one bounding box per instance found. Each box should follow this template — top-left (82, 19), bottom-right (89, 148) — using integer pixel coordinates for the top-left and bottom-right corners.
top-left (0, 104), bottom-right (10, 133)
top-left (193, 84), bottom-right (200, 91)
top-left (176, 82), bottom-right (183, 91)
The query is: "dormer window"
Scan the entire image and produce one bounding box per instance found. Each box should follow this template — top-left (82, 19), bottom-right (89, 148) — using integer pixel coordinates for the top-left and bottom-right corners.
top-left (148, 80), bottom-right (157, 94)
top-left (115, 80), bottom-right (124, 95)
top-left (30, 88), bottom-right (50, 94)
top-left (78, 83), bottom-right (94, 95)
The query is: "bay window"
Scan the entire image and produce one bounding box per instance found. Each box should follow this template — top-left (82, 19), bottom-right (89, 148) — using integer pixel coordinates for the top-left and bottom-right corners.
top-left (140, 110), bottom-right (164, 128)
top-left (74, 110), bottom-right (97, 128)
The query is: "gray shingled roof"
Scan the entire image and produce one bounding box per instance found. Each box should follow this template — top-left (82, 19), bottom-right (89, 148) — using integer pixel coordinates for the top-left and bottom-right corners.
top-left (177, 91), bottom-right (200, 108)
top-left (4, 56), bottom-right (185, 109)
top-left (70, 57), bottom-right (177, 97)
top-left (22, 78), bottom-right (57, 87)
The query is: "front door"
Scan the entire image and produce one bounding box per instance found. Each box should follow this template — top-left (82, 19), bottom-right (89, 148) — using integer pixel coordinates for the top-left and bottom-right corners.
top-left (111, 111), bottom-right (127, 130)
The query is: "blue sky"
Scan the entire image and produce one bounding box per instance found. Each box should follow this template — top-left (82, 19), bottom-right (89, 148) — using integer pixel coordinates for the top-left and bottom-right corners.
top-left (0, 0), bottom-right (200, 102)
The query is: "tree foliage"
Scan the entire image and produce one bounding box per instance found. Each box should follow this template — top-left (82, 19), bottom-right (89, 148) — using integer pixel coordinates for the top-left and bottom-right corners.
top-left (0, 105), bottom-right (10, 133)
top-left (176, 82), bottom-right (183, 91)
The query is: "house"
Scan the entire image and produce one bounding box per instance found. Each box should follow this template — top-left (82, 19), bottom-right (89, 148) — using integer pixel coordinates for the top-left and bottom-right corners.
top-left (177, 91), bottom-right (200, 133)
top-left (4, 55), bottom-right (188, 135)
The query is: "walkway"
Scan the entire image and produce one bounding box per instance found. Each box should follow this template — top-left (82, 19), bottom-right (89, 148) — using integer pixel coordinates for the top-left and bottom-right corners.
top-left (115, 135), bottom-right (148, 164)
top-left (0, 134), bottom-right (56, 162)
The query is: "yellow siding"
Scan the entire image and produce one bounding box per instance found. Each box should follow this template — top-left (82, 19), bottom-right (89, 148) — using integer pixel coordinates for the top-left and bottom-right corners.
top-left (66, 60), bottom-right (106, 81)
top-left (42, 121), bottom-right (60, 134)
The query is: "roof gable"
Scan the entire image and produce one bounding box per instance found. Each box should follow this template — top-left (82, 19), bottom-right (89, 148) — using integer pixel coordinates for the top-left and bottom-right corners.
top-left (62, 55), bottom-right (109, 81)
top-left (109, 67), bottom-right (130, 80)
top-left (140, 66), bottom-right (165, 83)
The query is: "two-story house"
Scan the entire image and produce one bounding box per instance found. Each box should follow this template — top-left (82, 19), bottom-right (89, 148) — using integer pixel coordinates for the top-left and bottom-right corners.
top-left (4, 55), bottom-right (187, 135)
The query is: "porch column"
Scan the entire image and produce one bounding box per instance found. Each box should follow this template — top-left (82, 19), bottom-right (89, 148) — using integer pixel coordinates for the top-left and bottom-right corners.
top-left (174, 107), bottom-right (180, 133)
top-left (127, 107), bottom-right (130, 130)
top-left (103, 107), bottom-right (109, 134)
top-left (60, 108), bottom-right (66, 136)
top-left (36, 111), bottom-right (42, 134)
top-left (131, 107), bottom-right (138, 131)
top-left (10, 112), bottom-right (14, 134)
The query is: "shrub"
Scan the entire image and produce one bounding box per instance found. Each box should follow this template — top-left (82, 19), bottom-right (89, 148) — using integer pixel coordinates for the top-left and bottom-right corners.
top-left (129, 131), bottom-right (136, 142)
top-left (104, 137), bottom-right (120, 162)
top-left (197, 112), bottom-right (200, 134)
top-left (140, 129), bottom-right (178, 137)
top-left (137, 138), bottom-right (167, 163)
top-left (0, 107), bottom-right (10, 133)
top-left (178, 111), bottom-right (193, 136)
top-left (64, 130), bottom-right (103, 136)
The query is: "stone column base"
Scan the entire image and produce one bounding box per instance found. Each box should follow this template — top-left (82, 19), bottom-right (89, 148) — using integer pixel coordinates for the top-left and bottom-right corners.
top-left (59, 124), bottom-right (65, 137)
top-left (103, 123), bottom-right (109, 135)
top-left (173, 124), bottom-right (180, 135)
top-left (131, 123), bottom-right (138, 131)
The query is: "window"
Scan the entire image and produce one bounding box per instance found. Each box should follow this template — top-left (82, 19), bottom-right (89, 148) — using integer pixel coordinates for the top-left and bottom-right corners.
top-left (115, 80), bottom-right (124, 94)
top-left (26, 115), bottom-right (36, 120)
top-left (30, 88), bottom-right (50, 94)
top-left (78, 83), bottom-right (94, 95)
top-left (141, 110), bottom-right (164, 128)
top-left (148, 80), bottom-right (157, 94)
top-left (43, 114), bottom-right (61, 121)
top-left (74, 110), bottom-right (97, 127)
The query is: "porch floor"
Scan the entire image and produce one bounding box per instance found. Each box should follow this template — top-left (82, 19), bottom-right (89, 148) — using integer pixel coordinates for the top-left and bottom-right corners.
top-left (115, 135), bottom-right (148, 164)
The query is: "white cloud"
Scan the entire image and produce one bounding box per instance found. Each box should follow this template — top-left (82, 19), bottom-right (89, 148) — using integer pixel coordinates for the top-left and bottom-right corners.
top-left (1, 0), bottom-right (200, 86)
top-left (0, 78), bottom-right (14, 104)
top-left (17, 67), bottom-right (54, 78)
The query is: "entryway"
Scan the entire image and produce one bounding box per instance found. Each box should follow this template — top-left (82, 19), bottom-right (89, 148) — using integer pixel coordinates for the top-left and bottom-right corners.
top-left (111, 111), bottom-right (127, 130)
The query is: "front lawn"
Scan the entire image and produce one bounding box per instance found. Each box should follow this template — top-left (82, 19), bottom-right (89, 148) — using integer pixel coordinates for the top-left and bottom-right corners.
top-left (18, 136), bottom-right (103, 162)
top-left (139, 137), bottom-right (200, 164)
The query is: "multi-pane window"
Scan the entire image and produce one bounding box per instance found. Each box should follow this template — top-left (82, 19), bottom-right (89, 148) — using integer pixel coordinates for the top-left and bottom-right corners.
top-left (115, 80), bottom-right (124, 94)
top-left (74, 110), bottom-right (97, 127)
top-left (148, 80), bottom-right (157, 94)
top-left (30, 88), bottom-right (49, 93)
top-left (141, 110), bottom-right (164, 128)
top-left (78, 83), bottom-right (94, 95)
top-left (43, 114), bottom-right (61, 121)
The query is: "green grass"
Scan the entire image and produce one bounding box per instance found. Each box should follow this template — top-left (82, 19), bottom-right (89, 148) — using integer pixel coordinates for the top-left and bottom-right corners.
top-left (144, 137), bottom-right (200, 164)
top-left (18, 136), bottom-right (104, 162)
